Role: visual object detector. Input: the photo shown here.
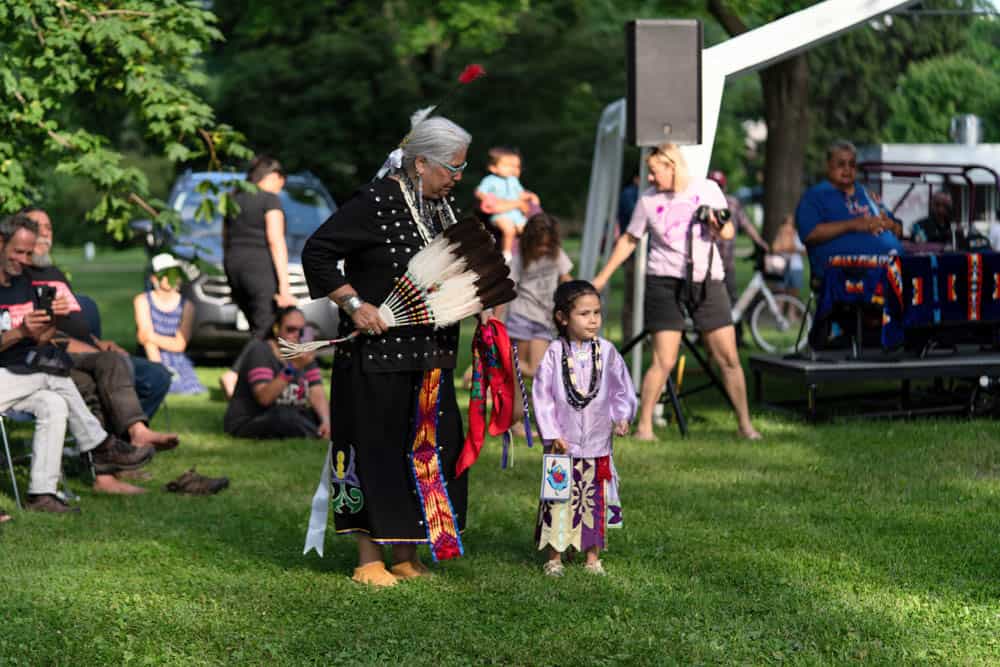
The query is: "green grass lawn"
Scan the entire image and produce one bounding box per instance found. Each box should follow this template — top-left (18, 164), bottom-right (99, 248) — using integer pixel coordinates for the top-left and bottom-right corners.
top-left (3, 245), bottom-right (1000, 664)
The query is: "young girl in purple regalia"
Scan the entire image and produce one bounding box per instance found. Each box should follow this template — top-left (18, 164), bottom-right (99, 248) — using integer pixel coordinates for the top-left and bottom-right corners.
top-left (532, 280), bottom-right (637, 576)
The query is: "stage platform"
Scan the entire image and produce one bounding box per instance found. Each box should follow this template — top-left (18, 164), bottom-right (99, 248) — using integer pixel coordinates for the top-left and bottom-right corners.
top-left (749, 346), bottom-right (1000, 420)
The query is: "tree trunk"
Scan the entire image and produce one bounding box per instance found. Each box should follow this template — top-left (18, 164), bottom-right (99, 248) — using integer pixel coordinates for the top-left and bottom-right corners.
top-left (759, 53), bottom-right (810, 243)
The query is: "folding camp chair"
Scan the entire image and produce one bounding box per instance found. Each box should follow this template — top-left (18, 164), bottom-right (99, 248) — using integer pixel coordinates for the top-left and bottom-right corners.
top-left (0, 410), bottom-right (31, 510)
top-left (1, 410), bottom-right (86, 510)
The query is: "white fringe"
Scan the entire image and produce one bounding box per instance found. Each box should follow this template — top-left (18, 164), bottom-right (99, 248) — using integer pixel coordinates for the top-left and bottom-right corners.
top-left (278, 332), bottom-right (358, 359)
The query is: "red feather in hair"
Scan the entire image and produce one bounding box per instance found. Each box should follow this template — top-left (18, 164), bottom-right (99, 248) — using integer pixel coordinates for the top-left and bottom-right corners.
top-left (458, 64), bottom-right (486, 84)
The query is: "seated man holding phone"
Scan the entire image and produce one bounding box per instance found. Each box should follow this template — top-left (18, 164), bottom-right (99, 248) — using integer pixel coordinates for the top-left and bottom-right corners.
top-left (0, 214), bottom-right (156, 508)
top-left (20, 207), bottom-right (179, 467)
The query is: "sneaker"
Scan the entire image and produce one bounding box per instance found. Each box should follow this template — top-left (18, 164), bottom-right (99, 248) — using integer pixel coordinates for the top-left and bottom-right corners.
top-left (89, 436), bottom-right (155, 474)
top-left (584, 559), bottom-right (606, 576)
top-left (542, 560), bottom-right (565, 577)
top-left (25, 493), bottom-right (80, 514)
top-left (165, 468), bottom-right (229, 495)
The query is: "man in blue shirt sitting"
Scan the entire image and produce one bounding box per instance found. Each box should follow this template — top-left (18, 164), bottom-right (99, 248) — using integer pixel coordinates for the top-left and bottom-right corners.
top-left (796, 140), bottom-right (904, 281)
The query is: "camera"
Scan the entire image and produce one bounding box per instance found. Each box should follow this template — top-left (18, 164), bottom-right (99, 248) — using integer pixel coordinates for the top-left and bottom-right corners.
top-left (695, 205), bottom-right (732, 226)
top-left (33, 284), bottom-right (57, 318)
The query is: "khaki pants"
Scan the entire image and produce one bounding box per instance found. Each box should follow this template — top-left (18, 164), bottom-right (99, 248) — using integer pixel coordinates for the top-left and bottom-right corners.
top-left (0, 370), bottom-right (107, 495)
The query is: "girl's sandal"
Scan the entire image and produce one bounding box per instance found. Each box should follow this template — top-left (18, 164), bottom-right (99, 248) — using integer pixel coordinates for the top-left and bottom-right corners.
top-left (584, 559), bottom-right (607, 576)
top-left (352, 561), bottom-right (398, 587)
top-left (542, 560), bottom-right (565, 577)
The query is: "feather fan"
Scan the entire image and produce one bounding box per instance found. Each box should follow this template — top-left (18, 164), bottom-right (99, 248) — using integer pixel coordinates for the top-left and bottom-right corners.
top-left (281, 219), bottom-right (514, 359)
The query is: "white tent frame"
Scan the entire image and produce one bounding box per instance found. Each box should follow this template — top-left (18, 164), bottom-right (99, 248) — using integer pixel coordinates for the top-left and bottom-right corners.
top-left (579, 0), bottom-right (919, 385)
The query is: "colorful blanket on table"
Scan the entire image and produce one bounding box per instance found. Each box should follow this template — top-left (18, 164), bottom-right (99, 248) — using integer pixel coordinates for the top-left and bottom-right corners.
top-left (817, 255), bottom-right (905, 348)
top-left (817, 252), bottom-right (1000, 349)
top-left (902, 252), bottom-right (1000, 328)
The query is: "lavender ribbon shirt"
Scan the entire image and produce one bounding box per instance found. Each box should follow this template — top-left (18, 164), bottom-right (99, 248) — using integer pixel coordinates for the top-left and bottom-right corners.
top-left (625, 178), bottom-right (728, 282)
top-left (532, 337), bottom-right (638, 459)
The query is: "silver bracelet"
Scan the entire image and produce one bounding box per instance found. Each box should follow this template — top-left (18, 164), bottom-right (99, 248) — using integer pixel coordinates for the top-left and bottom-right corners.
top-left (340, 295), bottom-right (364, 316)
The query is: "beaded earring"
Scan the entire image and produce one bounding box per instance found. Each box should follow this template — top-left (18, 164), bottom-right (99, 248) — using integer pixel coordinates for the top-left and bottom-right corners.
top-left (417, 171), bottom-right (424, 220)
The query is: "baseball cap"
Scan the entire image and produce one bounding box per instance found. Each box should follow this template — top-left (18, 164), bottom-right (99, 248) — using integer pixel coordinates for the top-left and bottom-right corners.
top-left (707, 170), bottom-right (727, 189)
top-left (151, 253), bottom-right (183, 274)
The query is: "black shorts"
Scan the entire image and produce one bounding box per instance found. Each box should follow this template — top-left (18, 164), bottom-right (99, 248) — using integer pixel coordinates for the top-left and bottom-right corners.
top-left (643, 275), bottom-right (733, 333)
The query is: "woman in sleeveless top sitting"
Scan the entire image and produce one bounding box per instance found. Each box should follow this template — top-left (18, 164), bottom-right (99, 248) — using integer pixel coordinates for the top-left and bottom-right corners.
top-left (132, 253), bottom-right (205, 395)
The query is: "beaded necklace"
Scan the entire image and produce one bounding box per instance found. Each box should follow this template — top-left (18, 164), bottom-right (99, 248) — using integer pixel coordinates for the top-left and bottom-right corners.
top-left (396, 171), bottom-right (458, 244)
top-left (560, 337), bottom-right (602, 410)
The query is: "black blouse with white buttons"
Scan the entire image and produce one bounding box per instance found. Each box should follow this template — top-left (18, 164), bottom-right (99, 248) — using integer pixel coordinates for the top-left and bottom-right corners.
top-left (302, 177), bottom-right (463, 373)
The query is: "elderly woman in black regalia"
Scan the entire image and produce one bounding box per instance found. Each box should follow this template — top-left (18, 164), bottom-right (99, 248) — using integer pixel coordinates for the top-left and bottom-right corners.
top-left (301, 112), bottom-right (475, 586)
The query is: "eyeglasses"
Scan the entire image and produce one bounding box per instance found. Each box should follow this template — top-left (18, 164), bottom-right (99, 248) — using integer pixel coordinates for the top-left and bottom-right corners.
top-left (429, 157), bottom-right (468, 175)
top-left (281, 325), bottom-right (303, 335)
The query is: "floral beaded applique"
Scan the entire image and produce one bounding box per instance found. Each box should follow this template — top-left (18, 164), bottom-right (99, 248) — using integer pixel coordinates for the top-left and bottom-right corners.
top-left (330, 445), bottom-right (364, 514)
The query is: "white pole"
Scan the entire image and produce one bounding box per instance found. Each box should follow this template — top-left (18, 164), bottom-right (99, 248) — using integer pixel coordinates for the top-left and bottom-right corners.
top-left (630, 149), bottom-right (650, 388)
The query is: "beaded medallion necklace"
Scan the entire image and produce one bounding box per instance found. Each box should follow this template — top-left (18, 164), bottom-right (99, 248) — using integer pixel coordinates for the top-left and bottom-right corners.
top-left (560, 337), bottom-right (602, 410)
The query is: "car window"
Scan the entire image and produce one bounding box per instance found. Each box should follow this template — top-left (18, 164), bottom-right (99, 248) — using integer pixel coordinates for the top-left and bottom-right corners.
top-left (282, 186), bottom-right (333, 231)
top-left (170, 177), bottom-right (337, 261)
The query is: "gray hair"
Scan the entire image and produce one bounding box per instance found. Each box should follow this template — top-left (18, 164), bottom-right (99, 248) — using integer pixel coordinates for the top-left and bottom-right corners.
top-left (826, 139), bottom-right (857, 161)
top-left (401, 117), bottom-right (471, 171)
top-left (0, 213), bottom-right (38, 243)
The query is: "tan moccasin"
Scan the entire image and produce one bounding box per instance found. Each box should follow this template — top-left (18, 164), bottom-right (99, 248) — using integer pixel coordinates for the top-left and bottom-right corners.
top-left (352, 561), bottom-right (398, 587)
top-left (390, 560), bottom-right (432, 579)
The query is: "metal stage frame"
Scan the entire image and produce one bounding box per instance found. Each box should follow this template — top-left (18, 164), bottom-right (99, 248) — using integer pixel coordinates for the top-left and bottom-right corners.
top-left (749, 347), bottom-right (1000, 421)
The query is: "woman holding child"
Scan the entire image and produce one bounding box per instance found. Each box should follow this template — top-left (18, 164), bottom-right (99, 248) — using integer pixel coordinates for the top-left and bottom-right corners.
top-left (301, 111), bottom-right (473, 586)
top-left (592, 143), bottom-right (760, 441)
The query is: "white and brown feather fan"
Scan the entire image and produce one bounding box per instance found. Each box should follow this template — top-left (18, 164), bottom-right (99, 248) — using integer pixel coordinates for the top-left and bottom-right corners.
top-left (281, 219), bottom-right (515, 359)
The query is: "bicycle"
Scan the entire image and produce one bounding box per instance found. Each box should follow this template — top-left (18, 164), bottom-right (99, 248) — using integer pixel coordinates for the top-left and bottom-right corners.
top-left (731, 251), bottom-right (811, 354)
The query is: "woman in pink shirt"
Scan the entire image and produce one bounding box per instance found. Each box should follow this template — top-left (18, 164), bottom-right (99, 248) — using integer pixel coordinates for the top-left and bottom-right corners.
top-left (593, 143), bottom-right (760, 440)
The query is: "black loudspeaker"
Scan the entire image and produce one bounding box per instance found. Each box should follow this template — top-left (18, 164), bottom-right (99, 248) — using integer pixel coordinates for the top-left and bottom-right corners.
top-left (626, 19), bottom-right (702, 146)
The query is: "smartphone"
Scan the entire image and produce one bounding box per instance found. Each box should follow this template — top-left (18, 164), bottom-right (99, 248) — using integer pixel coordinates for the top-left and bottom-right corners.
top-left (33, 284), bottom-right (57, 318)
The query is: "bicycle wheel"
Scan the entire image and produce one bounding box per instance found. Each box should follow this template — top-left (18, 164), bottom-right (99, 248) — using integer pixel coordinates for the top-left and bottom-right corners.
top-left (750, 293), bottom-right (811, 354)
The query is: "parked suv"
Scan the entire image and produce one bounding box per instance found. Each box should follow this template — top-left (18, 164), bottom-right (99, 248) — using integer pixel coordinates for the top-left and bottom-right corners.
top-left (134, 170), bottom-right (340, 360)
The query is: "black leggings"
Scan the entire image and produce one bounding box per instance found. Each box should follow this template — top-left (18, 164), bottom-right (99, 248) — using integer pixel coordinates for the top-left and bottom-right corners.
top-left (228, 405), bottom-right (318, 439)
top-left (225, 256), bottom-right (278, 335)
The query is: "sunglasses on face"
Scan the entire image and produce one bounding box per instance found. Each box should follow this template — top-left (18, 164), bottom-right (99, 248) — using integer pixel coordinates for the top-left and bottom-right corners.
top-left (154, 268), bottom-right (184, 284)
top-left (428, 157), bottom-right (468, 175)
top-left (281, 325), bottom-right (303, 335)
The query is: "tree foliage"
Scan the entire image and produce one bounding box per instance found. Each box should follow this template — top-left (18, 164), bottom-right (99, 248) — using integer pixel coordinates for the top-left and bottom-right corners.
top-left (707, 0), bottom-right (985, 237)
top-left (883, 18), bottom-right (1000, 143)
top-left (210, 0), bottom-right (709, 218)
top-left (885, 55), bottom-right (1000, 142)
top-left (0, 0), bottom-right (251, 237)
top-left (806, 1), bottom-right (983, 178)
